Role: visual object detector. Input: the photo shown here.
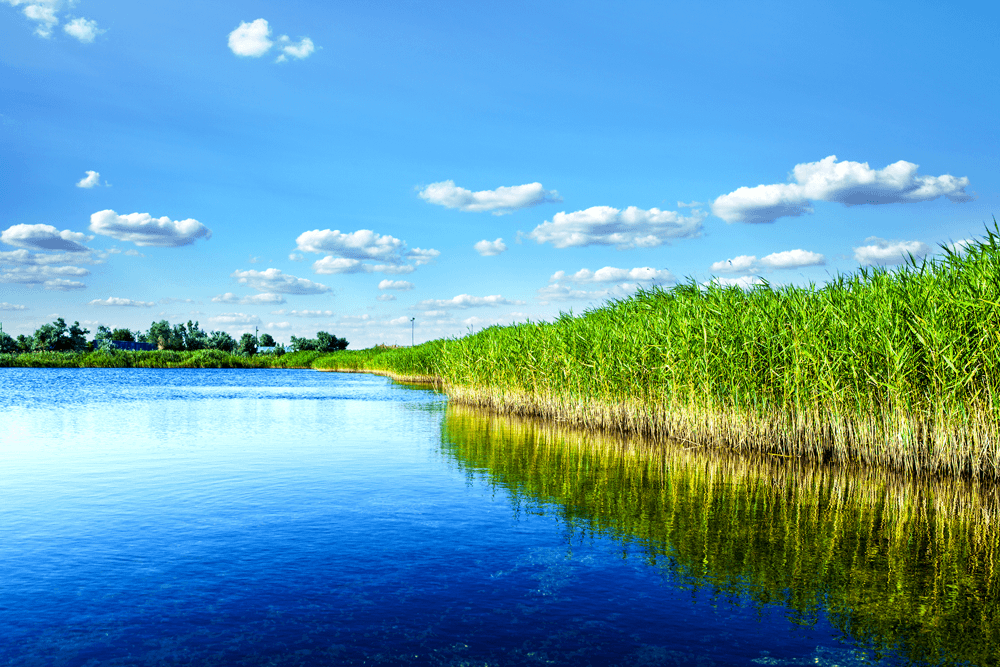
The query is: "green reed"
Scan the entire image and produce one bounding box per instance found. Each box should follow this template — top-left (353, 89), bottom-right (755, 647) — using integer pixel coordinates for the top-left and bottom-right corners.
top-left (0, 349), bottom-right (277, 369)
top-left (440, 404), bottom-right (1000, 665)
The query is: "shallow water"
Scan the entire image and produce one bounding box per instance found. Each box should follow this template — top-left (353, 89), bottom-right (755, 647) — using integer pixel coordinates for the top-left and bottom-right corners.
top-left (0, 368), bottom-right (983, 665)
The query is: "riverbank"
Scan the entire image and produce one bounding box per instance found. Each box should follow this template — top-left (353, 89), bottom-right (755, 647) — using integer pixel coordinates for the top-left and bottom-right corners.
top-left (5, 227), bottom-right (999, 478)
top-left (313, 228), bottom-right (1000, 479)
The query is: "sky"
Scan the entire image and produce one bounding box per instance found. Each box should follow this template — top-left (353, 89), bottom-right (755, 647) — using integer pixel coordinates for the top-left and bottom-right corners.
top-left (1, 0), bottom-right (997, 347)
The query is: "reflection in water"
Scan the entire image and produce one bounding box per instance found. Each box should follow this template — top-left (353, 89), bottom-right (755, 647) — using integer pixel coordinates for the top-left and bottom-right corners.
top-left (440, 404), bottom-right (1000, 666)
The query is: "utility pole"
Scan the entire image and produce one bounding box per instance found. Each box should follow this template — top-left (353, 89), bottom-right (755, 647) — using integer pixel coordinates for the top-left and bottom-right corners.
top-left (410, 317), bottom-right (415, 347)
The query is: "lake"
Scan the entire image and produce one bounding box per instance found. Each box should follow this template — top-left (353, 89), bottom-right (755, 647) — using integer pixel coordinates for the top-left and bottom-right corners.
top-left (1, 368), bottom-right (995, 666)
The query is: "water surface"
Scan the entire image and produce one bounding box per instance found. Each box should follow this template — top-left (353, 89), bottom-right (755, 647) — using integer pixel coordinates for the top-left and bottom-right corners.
top-left (2, 368), bottom-right (991, 665)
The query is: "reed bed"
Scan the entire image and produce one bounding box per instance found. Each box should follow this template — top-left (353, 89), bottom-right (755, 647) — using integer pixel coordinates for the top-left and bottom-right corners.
top-left (439, 404), bottom-right (1000, 665)
top-left (406, 227), bottom-right (1000, 478)
top-left (0, 349), bottom-right (276, 369)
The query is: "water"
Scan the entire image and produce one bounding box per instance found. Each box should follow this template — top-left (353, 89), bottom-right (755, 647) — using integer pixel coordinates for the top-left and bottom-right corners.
top-left (1, 369), bottom-right (991, 665)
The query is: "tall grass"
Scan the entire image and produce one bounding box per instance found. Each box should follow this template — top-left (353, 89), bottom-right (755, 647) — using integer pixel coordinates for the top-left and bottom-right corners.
top-left (428, 228), bottom-right (1000, 477)
top-left (440, 404), bottom-right (1000, 665)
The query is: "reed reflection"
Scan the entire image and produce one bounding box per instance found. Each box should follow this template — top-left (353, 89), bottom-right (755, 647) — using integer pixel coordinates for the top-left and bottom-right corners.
top-left (440, 404), bottom-right (1000, 666)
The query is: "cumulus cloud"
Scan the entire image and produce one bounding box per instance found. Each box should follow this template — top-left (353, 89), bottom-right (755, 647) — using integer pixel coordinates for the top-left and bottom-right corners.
top-left (712, 156), bottom-right (974, 224)
top-left (1, 223), bottom-right (91, 252)
top-left (208, 313), bottom-right (262, 326)
top-left (88, 297), bottom-right (155, 307)
top-left (212, 292), bottom-right (287, 305)
top-left (228, 19), bottom-right (315, 62)
top-left (228, 19), bottom-right (272, 56)
top-left (296, 229), bottom-right (405, 261)
top-left (76, 170), bottom-right (101, 188)
top-left (528, 206), bottom-right (705, 249)
top-left (376, 294), bottom-right (396, 302)
top-left (298, 228), bottom-right (435, 274)
top-left (0, 248), bottom-right (102, 265)
top-left (413, 294), bottom-right (525, 310)
top-left (63, 17), bottom-right (102, 42)
top-left (418, 180), bottom-right (561, 215)
top-left (378, 279), bottom-right (413, 291)
top-left (550, 266), bottom-right (675, 284)
top-left (267, 322), bottom-right (292, 330)
top-left (853, 237), bottom-right (931, 266)
top-left (536, 283), bottom-right (637, 304)
top-left (270, 309), bottom-right (334, 318)
top-left (2, 1), bottom-right (102, 40)
top-left (1, 302), bottom-right (27, 310)
top-left (474, 238), bottom-right (507, 256)
top-left (710, 250), bottom-right (825, 273)
top-left (406, 248), bottom-right (440, 265)
top-left (707, 276), bottom-right (767, 290)
top-left (0, 265), bottom-right (90, 288)
top-left (389, 316), bottom-right (411, 326)
top-left (276, 36), bottom-right (314, 62)
top-left (231, 268), bottom-right (330, 295)
top-left (89, 210), bottom-right (212, 247)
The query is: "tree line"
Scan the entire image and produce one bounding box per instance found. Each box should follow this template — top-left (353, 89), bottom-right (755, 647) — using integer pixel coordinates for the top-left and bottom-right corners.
top-left (0, 318), bottom-right (349, 355)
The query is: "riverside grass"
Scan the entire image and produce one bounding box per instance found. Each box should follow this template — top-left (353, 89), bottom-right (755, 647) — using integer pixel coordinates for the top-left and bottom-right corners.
top-left (440, 404), bottom-right (1000, 665)
top-left (314, 227), bottom-right (1000, 478)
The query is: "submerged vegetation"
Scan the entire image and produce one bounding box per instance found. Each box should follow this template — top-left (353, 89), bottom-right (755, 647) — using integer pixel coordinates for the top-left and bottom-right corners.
top-left (440, 404), bottom-right (1000, 665)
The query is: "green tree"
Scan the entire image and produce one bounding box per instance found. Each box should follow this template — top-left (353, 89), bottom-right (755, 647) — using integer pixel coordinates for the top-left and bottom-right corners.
top-left (15, 334), bottom-right (32, 352)
top-left (316, 331), bottom-right (348, 351)
top-left (183, 320), bottom-right (208, 350)
top-left (144, 320), bottom-right (183, 350)
top-left (208, 330), bottom-right (236, 352)
top-left (289, 335), bottom-right (316, 352)
top-left (237, 332), bottom-right (257, 356)
top-left (0, 331), bottom-right (17, 353)
top-left (259, 333), bottom-right (276, 347)
top-left (110, 328), bottom-right (135, 342)
top-left (32, 318), bottom-right (89, 351)
top-left (93, 325), bottom-right (113, 350)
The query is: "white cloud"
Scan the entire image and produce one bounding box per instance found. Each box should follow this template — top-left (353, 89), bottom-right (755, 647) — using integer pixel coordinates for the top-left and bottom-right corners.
top-left (76, 170), bottom-right (101, 188)
top-left (376, 294), bottom-right (396, 302)
top-left (296, 229), bottom-right (405, 261)
top-left (418, 180), bottom-right (561, 215)
top-left (288, 252), bottom-right (304, 261)
top-left (63, 17), bottom-right (101, 42)
top-left (158, 297), bottom-right (195, 305)
top-left (707, 276), bottom-right (767, 290)
top-left (231, 268), bottom-right (330, 295)
top-left (88, 297), bottom-right (155, 307)
top-left (276, 36), bottom-right (314, 62)
top-left (43, 278), bottom-right (86, 291)
top-left (270, 309), bottom-right (334, 318)
top-left (1, 302), bottom-right (27, 310)
top-left (378, 279), bottom-right (413, 291)
top-left (212, 292), bottom-right (287, 305)
top-left (89, 210), bottom-right (212, 247)
top-left (528, 206), bottom-right (705, 249)
top-left (0, 248), bottom-right (102, 265)
top-left (853, 237), bottom-right (931, 266)
top-left (406, 248), bottom-right (440, 265)
top-left (474, 238), bottom-right (507, 256)
top-left (228, 19), bottom-right (273, 57)
top-left (709, 255), bottom-right (758, 274)
top-left (1, 223), bottom-right (91, 252)
top-left (267, 322), bottom-right (292, 330)
top-left (549, 266), bottom-right (674, 284)
top-left (759, 249), bottom-right (825, 269)
top-left (209, 313), bottom-right (263, 326)
top-left (388, 316), bottom-right (412, 326)
top-left (0, 265), bottom-right (90, 287)
top-left (420, 310), bottom-right (449, 317)
top-left (537, 282), bottom-right (646, 304)
top-left (712, 156), bottom-right (974, 224)
top-left (413, 294), bottom-right (525, 310)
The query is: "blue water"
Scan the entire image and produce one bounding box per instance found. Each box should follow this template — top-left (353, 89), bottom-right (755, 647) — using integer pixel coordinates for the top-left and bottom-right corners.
top-left (0, 368), bottom-right (890, 666)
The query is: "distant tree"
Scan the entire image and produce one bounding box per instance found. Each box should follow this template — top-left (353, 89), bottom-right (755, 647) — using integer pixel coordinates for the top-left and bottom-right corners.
top-left (110, 328), bottom-right (136, 342)
top-left (32, 318), bottom-right (89, 352)
top-left (237, 332), bottom-right (257, 356)
top-left (259, 333), bottom-right (276, 347)
top-left (145, 320), bottom-right (184, 350)
top-left (16, 334), bottom-right (32, 352)
top-left (183, 320), bottom-right (208, 350)
top-left (316, 331), bottom-right (349, 351)
top-left (289, 335), bottom-right (315, 352)
top-left (0, 331), bottom-right (17, 353)
top-left (93, 325), bottom-right (113, 350)
top-left (208, 330), bottom-right (236, 353)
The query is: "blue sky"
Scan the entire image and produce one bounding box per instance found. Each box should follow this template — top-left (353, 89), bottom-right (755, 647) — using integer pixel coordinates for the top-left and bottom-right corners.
top-left (2, 0), bottom-right (997, 347)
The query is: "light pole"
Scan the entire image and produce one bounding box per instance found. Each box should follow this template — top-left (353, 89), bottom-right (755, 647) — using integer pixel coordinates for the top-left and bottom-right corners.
top-left (410, 317), bottom-right (415, 347)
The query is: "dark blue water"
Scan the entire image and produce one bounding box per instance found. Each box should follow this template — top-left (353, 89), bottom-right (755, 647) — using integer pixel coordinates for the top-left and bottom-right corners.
top-left (1, 368), bottom-right (890, 666)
